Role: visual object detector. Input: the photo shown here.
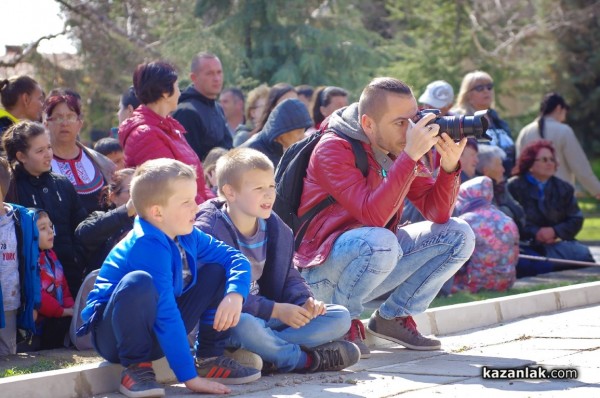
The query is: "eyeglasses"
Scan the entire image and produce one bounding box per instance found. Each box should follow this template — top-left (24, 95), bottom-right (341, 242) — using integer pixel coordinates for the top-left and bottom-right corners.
top-left (535, 156), bottom-right (556, 163)
top-left (471, 83), bottom-right (494, 92)
top-left (47, 115), bottom-right (79, 124)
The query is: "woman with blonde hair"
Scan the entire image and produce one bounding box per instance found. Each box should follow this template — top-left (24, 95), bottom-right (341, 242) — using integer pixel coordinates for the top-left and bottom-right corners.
top-left (452, 70), bottom-right (515, 177)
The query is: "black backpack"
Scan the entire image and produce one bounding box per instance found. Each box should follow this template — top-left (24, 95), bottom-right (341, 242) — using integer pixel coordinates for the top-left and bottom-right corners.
top-left (273, 128), bottom-right (369, 250)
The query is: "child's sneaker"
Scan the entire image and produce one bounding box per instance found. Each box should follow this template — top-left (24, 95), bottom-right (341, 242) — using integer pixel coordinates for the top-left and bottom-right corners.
top-left (119, 362), bottom-right (165, 398)
top-left (195, 355), bottom-right (261, 384)
top-left (304, 340), bottom-right (361, 372)
top-left (224, 348), bottom-right (263, 371)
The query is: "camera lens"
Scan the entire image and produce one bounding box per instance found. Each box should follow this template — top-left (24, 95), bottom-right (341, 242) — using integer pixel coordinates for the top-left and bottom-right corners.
top-left (429, 110), bottom-right (491, 142)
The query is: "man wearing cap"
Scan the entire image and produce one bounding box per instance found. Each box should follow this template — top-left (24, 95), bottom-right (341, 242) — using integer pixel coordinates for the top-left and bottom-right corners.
top-left (418, 80), bottom-right (455, 116)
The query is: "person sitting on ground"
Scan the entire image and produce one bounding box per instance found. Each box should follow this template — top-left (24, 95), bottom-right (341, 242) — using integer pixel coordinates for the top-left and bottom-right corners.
top-left (31, 209), bottom-right (75, 350)
top-left (0, 158), bottom-right (39, 356)
top-left (195, 148), bottom-right (359, 374)
top-left (0, 75), bottom-right (45, 136)
top-left (507, 140), bottom-right (595, 277)
top-left (516, 92), bottom-right (600, 199)
top-left (119, 61), bottom-right (214, 204)
top-left (3, 121), bottom-right (88, 296)
top-left (475, 145), bottom-right (525, 231)
top-left (241, 98), bottom-right (313, 168)
top-left (94, 137), bottom-right (125, 171)
top-left (202, 147), bottom-right (229, 195)
top-left (75, 168), bottom-right (136, 275)
top-left (311, 86), bottom-right (349, 130)
top-left (77, 158), bottom-right (261, 397)
top-left (452, 176), bottom-right (519, 293)
top-left (294, 77), bottom-right (475, 358)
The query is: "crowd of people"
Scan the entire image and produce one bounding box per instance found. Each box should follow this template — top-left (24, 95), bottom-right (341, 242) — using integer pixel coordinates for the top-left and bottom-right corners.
top-left (0, 51), bottom-right (598, 397)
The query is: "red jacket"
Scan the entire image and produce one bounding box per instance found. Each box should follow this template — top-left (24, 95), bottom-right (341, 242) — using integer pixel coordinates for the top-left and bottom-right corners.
top-left (294, 131), bottom-right (461, 269)
top-left (39, 250), bottom-right (74, 318)
top-left (119, 105), bottom-right (215, 204)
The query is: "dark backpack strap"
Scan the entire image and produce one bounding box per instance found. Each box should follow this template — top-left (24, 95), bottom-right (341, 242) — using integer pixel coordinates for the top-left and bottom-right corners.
top-left (294, 195), bottom-right (335, 251)
top-left (333, 130), bottom-right (368, 177)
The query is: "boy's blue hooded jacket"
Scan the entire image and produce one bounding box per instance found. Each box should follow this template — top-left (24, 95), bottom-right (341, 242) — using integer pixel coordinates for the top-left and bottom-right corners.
top-left (81, 217), bottom-right (251, 382)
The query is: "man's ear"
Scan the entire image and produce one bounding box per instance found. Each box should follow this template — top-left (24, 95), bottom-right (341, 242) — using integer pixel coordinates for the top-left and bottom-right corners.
top-left (221, 183), bottom-right (236, 202)
top-left (361, 113), bottom-right (374, 137)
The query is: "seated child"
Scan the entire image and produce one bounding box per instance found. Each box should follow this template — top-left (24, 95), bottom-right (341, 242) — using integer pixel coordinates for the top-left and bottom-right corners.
top-left (77, 158), bottom-right (260, 398)
top-left (0, 157), bottom-right (40, 355)
top-left (195, 148), bottom-right (360, 374)
top-left (33, 209), bottom-right (75, 350)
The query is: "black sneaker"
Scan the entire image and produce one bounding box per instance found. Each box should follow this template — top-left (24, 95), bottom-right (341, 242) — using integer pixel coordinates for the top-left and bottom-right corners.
top-left (119, 362), bottom-right (165, 398)
top-left (304, 341), bottom-right (361, 373)
top-left (195, 355), bottom-right (261, 384)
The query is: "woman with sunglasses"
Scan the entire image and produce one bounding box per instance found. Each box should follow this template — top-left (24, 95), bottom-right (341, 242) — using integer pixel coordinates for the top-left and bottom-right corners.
top-left (516, 92), bottom-right (600, 200)
top-left (44, 89), bottom-right (115, 213)
top-left (507, 139), bottom-right (594, 277)
top-left (452, 71), bottom-right (515, 178)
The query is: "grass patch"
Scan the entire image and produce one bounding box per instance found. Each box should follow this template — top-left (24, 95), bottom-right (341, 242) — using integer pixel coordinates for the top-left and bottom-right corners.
top-left (577, 215), bottom-right (600, 242)
top-left (1, 358), bottom-right (74, 378)
top-left (429, 276), bottom-right (600, 308)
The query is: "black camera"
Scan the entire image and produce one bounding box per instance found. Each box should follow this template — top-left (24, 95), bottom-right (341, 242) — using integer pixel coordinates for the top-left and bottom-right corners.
top-left (418, 109), bottom-right (492, 142)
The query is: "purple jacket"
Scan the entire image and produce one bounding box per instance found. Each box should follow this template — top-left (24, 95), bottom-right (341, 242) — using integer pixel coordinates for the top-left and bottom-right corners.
top-left (195, 199), bottom-right (312, 320)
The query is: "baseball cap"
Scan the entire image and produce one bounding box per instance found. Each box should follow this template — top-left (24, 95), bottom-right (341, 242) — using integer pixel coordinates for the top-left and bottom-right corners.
top-left (418, 80), bottom-right (454, 109)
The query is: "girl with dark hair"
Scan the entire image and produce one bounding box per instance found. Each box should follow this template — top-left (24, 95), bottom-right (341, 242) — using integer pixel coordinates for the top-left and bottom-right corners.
top-left (44, 89), bottom-right (115, 213)
top-left (507, 140), bottom-right (595, 276)
top-left (119, 61), bottom-right (214, 204)
top-left (516, 92), bottom-right (600, 199)
top-left (311, 86), bottom-right (348, 129)
top-left (76, 168), bottom-right (136, 274)
top-left (249, 83), bottom-right (298, 137)
top-left (0, 76), bottom-right (44, 135)
top-left (2, 121), bottom-right (88, 296)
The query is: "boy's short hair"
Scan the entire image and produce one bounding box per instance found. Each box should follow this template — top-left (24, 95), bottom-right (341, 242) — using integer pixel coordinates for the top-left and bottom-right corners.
top-left (0, 157), bottom-right (12, 200)
top-left (94, 137), bottom-right (122, 156)
top-left (130, 158), bottom-right (196, 217)
top-left (216, 148), bottom-right (274, 196)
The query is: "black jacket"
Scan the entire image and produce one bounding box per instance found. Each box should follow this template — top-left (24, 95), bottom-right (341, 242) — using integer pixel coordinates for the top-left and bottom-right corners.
top-left (75, 204), bottom-right (134, 274)
top-left (173, 86), bottom-right (232, 161)
top-left (507, 175), bottom-right (584, 241)
top-left (7, 165), bottom-right (89, 294)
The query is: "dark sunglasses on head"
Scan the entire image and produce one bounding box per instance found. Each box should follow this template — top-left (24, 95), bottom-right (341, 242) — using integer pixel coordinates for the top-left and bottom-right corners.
top-left (471, 83), bottom-right (494, 92)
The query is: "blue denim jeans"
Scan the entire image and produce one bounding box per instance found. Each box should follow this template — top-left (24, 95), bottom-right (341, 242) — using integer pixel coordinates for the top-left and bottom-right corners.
top-left (226, 304), bottom-right (350, 372)
top-left (302, 218), bottom-right (475, 319)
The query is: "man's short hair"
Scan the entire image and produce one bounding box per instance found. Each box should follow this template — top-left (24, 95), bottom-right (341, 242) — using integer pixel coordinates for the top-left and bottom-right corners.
top-left (221, 87), bottom-right (244, 104)
top-left (358, 77), bottom-right (412, 122)
top-left (216, 148), bottom-right (273, 196)
top-left (191, 52), bottom-right (219, 73)
top-left (0, 157), bottom-right (12, 200)
top-left (476, 145), bottom-right (506, 175)
top-left (130, 158), bottom-right (196, 218)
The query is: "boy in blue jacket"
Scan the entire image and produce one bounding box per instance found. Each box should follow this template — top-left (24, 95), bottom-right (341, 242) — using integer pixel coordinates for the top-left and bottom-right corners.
top-left (79, 158), bottom-right (260, 397)
top-left (195, 148), bottom-right (360, 374)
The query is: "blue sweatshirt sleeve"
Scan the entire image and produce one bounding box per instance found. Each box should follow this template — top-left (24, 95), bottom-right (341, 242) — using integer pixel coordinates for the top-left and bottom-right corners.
top-left (128, 238), bottom-right (197, 382)
top-left (192, 228), bottom-right (251, 300)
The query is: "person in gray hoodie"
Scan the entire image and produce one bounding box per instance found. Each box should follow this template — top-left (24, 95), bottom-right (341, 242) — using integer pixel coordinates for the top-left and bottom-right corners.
top-left (241, 98), bottom-right (312, 168)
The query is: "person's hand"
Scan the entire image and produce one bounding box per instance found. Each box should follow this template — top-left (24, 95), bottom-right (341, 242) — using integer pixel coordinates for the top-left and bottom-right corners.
top-left (535, 227), bottom-right (556, 244)
top-left (436, 133), bottom-right (467, 174)
top-left (214, 293), bottom-right (243, 331)
top-left (271, 303), bottom-right (312, 328)
top-left (125, 199), bottom-right (137, 217)
top-left (404, 113), bottom-right (440, 161)
top-left (185, 376), bottom-right (230, 394)
top-left (62, 307), bottom-right (74, 317)
top-left (302, 297), bottom-right (326, 319)
top-left (32, 309), bottom-right (38, 321)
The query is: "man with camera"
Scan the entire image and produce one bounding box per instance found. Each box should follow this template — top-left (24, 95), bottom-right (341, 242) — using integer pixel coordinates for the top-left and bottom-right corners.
top-left (294, 77), bottom-right (476, 358)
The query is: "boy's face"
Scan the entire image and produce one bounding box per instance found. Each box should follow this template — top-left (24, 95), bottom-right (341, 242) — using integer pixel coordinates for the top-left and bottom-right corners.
top-left (106, 150), bottom-right (125, 171)
top-left (226, 168), bottom-right (275, 220)
top-left (37, 216), bottom-right (54, 250)
top-left (153, 178), bottom-right (198, 239)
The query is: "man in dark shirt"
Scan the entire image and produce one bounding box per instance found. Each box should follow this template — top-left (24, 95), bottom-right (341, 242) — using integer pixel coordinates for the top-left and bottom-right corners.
top-left (173, 52), bottom-right (232, 161)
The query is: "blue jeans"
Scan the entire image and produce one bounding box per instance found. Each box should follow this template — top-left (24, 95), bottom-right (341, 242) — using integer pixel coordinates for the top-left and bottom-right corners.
top-left (226, 304), bottom-right (350, 372)
top-left (302, 218), bottom-right (475, 319)
top-left (92, 264), bottom-right (229, 367)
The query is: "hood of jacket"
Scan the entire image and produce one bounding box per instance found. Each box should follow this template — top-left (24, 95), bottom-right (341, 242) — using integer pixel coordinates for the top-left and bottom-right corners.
top-left (118, 105), bottom-right (184, 148)
top-left (178, 85), bottom-right (215, 105)
top-left (260, 98), bottom-right (312, 142)
top-left (456, 175), bottom-right (493, 214)
top-left (326, 102), bottom-right (370, 144)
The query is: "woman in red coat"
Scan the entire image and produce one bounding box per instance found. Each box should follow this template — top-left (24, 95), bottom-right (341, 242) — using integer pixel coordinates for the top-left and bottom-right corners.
top-left (118, 61), bottom-right (214, 204)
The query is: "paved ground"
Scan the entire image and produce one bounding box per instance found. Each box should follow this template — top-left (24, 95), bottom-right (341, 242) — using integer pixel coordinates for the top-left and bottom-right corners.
top-left (95, 304), bottom-right (600, 398)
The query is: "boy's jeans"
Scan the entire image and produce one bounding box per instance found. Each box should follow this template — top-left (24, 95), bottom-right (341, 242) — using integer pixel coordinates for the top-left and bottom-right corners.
top-left (226, 304), bottom-right (350, 372)
top-left (302, 218), bottom-right (475, 320)
top-left (92, 263), bottom-right (229, 366)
